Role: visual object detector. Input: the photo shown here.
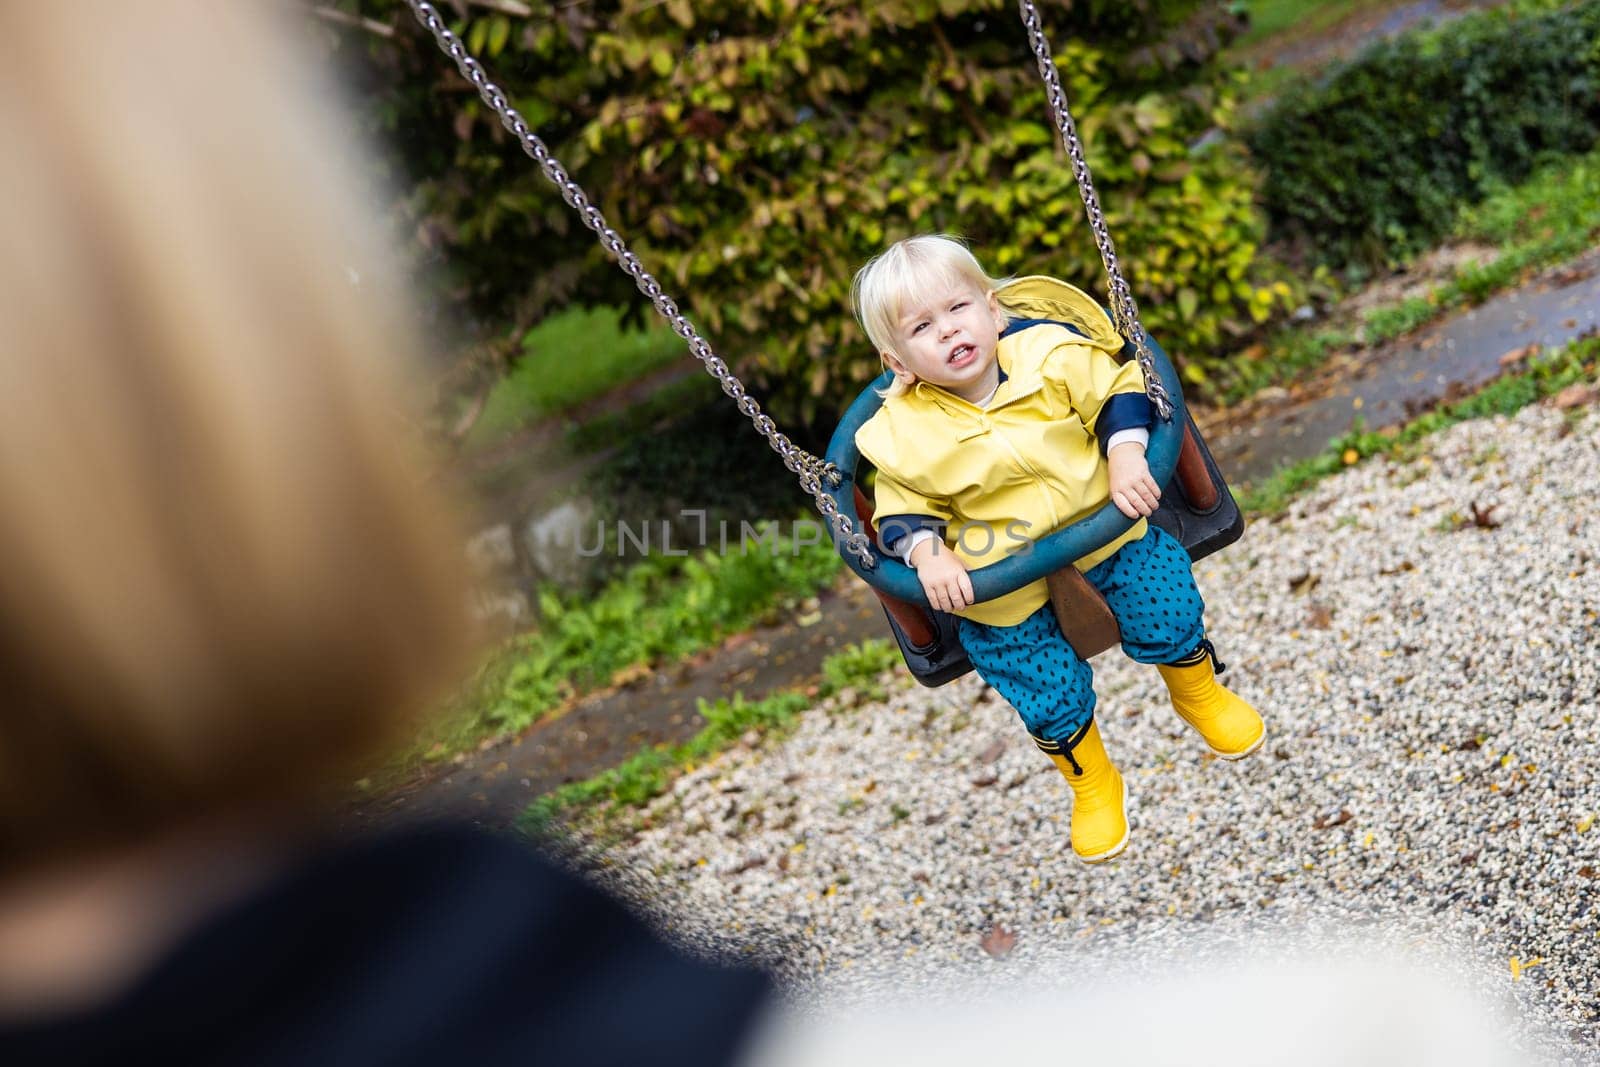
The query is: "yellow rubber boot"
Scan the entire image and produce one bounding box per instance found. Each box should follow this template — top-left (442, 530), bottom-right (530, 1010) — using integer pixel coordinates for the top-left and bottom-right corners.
top-left (1039, 720), bottom-right (1129, 864)
top-left (1157, 642), bottom-right (1265, 760)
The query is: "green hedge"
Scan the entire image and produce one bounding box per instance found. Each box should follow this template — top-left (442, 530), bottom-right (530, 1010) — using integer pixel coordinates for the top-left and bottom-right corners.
top-left (329, 1), bottom-right (1288, 426)
top-left (1247, 0), bottom-right (1600, 269)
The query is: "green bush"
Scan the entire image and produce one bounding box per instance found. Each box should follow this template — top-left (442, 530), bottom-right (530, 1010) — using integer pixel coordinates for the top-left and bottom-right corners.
top-left (1248, 0), bottom-right (1600, 269)
top-left (328, 1), bottom-right (1286, 426)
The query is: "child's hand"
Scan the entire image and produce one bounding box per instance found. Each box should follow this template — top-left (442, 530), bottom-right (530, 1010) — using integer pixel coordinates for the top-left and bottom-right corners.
top-left (1108, 441), bottom-right (1162, 518)
top-left (909, 538), bottom-right (974, 613)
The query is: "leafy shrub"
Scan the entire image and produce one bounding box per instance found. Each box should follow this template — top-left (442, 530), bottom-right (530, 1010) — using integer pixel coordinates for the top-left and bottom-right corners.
top-left (1248, 0), bottom-right (1600, 269)
top-left (327, 1), bottom-right (1286, 424)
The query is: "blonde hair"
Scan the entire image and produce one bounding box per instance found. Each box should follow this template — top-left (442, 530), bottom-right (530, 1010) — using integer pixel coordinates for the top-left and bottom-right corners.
top-left (0, 1), bottom-right (473, 870)
top-left (851, 235), bottom-right (1010, 397)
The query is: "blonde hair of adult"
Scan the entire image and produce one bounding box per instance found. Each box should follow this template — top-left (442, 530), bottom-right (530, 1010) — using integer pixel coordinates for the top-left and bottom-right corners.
top-left (851, 235), bottom-right (1012, 397)
top-left (0, 1), bottom-right (472, 872)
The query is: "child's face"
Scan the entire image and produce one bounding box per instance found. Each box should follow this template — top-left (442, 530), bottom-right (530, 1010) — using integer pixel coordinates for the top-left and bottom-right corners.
top-left (883, 280), bottom-right (1007, 404)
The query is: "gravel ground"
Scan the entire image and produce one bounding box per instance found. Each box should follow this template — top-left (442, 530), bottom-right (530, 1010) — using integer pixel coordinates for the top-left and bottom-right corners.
top-left (560, 399), bottom-right (1600, 1063)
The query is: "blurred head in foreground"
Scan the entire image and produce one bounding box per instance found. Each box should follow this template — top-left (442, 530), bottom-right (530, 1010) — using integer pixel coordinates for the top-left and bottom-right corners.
top-left (0, 0), bottom-right (471, 876)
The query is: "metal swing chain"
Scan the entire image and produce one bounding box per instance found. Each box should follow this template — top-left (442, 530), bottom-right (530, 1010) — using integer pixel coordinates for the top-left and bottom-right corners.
top-left (400, 1), bottom-right (877, 566)
top-left (1014, 0), bottom-right (1175, 422)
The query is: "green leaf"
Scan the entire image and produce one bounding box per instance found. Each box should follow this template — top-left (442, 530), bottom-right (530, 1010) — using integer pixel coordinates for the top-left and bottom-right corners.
top-left (1177, 287), bottom-right (1199, 320)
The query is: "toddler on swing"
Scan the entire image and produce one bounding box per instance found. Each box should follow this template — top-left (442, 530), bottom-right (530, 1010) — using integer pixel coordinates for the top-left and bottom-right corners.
top-left (851, 234), bottom-right (1266, 864)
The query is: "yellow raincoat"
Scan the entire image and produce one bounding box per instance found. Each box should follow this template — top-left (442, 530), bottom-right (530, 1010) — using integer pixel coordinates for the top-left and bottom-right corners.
top-left (855, 277), bottom-right (1150, 627)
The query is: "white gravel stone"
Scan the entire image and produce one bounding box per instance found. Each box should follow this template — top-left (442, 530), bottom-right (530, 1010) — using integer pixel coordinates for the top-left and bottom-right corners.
top-left (558, 400), bottom-right (1600, 1063)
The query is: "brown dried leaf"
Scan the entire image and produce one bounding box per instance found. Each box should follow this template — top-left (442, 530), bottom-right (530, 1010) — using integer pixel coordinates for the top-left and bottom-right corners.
top-left (1312, 809), bottom-right (1354, 830)
top-left (1497, 343), bottom-right (1540, 368)
top-left (611, 662), bottom-right (653, 688)
top-left (1306, 603), bottom-right (1334, 630)
top-left (1552, 382), bottom-right (1600, 410)
top-left (1469, 501), bottom-right (1502, 529)
top-left (1288, 570), bottom-right (1320, 595)
top-left (980, 924), bottom-right (1017, 959)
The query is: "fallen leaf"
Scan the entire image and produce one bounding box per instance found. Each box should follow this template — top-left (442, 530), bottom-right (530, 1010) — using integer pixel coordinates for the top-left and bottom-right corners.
top-left (1552, 382), bottom-right (1600, 410)
top-left (1579, 866), bottom-right (1597, 879)
top-left (1288, 571), bottom-right (1320, 595)
top-left (1312, 809), bottom-right (1354, 830)
top-left (611, 662), bottom-right (653, 688)
top-left (1306, 603), bottom-right (1334, 630)
top-left (1497, 343), bottom-right (1540, 368)
top-left (1469, 501), bottom-right (1501, 529)
top-left (980, 924), bottom-right (1018, 959)
top-left (977, 739), bottom-right (1006, 763)
top-left (1510, 956), bottom-right (1546, 982)
top-left (1578, 814), bottom-right (1594, 834)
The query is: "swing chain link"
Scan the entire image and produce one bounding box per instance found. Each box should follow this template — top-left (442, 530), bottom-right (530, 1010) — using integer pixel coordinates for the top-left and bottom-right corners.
top-left (1015, 0), bottom-right (1175, 422)
top-left (400, 0), bottom-right (878, 567)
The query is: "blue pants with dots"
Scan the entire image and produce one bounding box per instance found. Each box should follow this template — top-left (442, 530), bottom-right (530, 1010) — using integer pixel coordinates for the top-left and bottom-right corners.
top-left (956, 525), bottom-right (1205, 747)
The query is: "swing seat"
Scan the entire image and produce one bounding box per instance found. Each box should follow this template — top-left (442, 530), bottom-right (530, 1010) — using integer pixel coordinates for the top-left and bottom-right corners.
top-left (826, 329), bottom-right (1243, 688)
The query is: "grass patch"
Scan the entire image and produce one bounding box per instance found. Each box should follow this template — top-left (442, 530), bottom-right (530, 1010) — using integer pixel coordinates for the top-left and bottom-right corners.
top-left (466, 305), bottom-right (685, 448)
top-left (1238, 333), bottom-right (1599, 516)
top-left (1451, 153), bottom-right (1600, 302)
top-left (519, 639), bottom-right (901, 835)
top-left (1230, 0), bottom-right (1386, 51)
top-left (408, 525), bottom-right (843, 768)
top-left (1217, 148), bottom-right (1600, 406)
